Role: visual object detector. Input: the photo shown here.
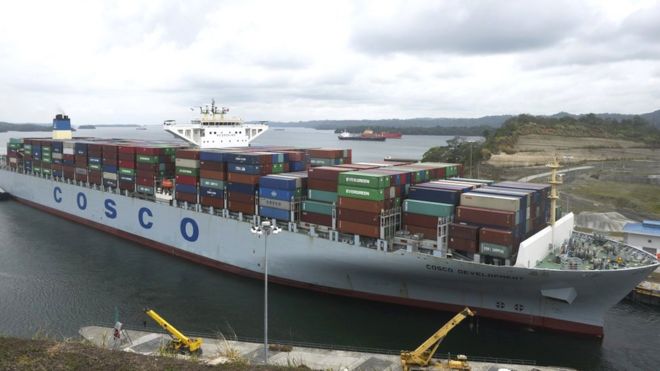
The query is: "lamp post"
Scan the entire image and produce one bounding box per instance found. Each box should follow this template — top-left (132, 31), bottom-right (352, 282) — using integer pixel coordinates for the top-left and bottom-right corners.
top-left (250, 220), bottom-right (281, 364)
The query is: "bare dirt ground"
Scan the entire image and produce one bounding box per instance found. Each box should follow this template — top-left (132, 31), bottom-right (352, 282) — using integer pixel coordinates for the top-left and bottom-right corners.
top-left (487, 135), bottom-right (659, 167)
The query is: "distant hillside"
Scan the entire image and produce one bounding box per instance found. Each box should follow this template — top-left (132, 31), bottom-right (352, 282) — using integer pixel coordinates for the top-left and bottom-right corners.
top-left (0, 122), bottom-right (50, 133)
top-left (269, 115), bottom-right (513, 129)
top-left (485, 114), bottom-right (660, 154)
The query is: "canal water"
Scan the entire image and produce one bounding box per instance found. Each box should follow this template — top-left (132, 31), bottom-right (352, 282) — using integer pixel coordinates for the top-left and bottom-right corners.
top-left (0, 127), bottom-right (658, 370)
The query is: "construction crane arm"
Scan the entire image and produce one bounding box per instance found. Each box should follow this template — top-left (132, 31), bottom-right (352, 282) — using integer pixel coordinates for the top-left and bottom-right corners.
top-left (144, 308), bottom-right (202, 353)
top-left (401, 307), bottom-right (476, 369)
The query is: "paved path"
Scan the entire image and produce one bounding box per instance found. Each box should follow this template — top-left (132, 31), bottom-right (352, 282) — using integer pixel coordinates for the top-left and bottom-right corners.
top-left (80, 325), bottom-right (575, 371)
top-left (518, 166), bottom-right (594, 182)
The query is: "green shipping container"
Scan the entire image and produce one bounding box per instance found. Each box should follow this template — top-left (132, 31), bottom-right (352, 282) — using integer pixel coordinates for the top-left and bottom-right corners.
top-left (308, 189), bottom-right (338, 203)
top-left (119, 168), bottom-right (136, 176)
top-left (33, 167), bottom-right (41, 173)
top-left (271, 163), bottom-right (284, 174)
top-left (9, 138), bottom-right (23, 144)
top-left (302, 200), bottom-right (334, 216)
top-left (137, 154), bottom-right (159, 164)
top-left (137, 185), bottom-right (155, 194)
top-left (337, 185), bottom-right (394, 201)
top-left (338, 172), bottom-right (391, 189)
top-left (403, 199), bottom-right (454, 217)
top-left (200, 178), bottom-right (225, 189)
top-left (8, 143), bottom-right (20, 149)
top-left (42, 158), bottom-right (52, 164)
top-left (479, 242), bottom-right (512, 259)
top-left (310, 158), bottom-right (344, 166)
top-left (42, 168), bottom-right (51, 175)
top-left (24, 144), bottom-right (32, 151)
top-left (176, 167), bottom-right (199, 176)
top-left (88, 163), bottom-right (101, 170)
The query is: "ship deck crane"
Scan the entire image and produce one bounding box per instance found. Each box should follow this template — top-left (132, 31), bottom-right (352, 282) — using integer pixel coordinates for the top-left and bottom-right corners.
top-left (401, 307), bottom-right (476, 371)
top-left (144, 308), bottom-right (203, 354)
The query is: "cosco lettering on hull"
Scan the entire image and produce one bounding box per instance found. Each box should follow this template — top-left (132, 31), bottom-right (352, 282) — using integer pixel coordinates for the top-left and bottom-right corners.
top-left (53, 187), bottom-right (199, 242)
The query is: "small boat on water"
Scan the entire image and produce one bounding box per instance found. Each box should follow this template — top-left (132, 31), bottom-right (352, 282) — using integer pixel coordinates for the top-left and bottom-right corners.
top-left (337, 131), bottom-right (386, 141)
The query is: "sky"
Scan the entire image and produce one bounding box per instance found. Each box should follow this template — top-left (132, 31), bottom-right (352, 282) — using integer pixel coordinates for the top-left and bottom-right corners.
top-left (0, 0), bottom-right (659, 124)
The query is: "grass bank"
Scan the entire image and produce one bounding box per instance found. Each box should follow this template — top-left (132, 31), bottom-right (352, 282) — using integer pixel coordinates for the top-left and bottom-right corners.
top-left (571, 179), bottom-right (660, 217)
top-left (0, 336), bottom-right (293, 371)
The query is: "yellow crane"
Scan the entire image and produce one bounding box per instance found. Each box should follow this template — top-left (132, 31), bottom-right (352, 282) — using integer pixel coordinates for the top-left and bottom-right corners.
top-left (401, 307), bottom-right (476, 371)
top-left (144, 308), bottom-right (203, 354)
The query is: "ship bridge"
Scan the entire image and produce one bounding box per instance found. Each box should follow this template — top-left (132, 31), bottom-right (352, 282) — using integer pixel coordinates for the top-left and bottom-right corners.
top-left (164, 101), bottom-right (267, 148)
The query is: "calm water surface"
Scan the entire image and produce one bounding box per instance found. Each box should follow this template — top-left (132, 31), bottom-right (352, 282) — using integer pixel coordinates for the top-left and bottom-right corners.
top-left (0, 127), bottom-right (658, 370)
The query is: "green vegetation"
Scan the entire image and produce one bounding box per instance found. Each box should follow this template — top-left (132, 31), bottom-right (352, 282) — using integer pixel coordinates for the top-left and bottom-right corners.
top-left (0, 122), bottom-right (51, 133)
top-left (572, 180), bottom-right (660, 217)
top-left (483, 114), bottom-right (660, 154)
top-left (0, 336), bottom-right (294, 371)
top-left (333, 125), bottom-right (491, 136)
top-left (422, 137), bottom-right (486, 170)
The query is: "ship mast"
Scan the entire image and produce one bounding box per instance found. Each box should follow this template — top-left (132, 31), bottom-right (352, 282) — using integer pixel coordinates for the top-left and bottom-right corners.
top-left (547, 154), bottom-right (562, 226)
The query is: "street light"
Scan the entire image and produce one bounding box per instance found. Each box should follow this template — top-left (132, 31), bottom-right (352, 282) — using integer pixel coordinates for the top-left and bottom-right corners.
top-left (250, 220), bottom-right (281, 364)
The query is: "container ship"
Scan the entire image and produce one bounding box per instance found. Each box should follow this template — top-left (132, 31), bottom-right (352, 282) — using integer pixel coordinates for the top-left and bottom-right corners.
top-left (1, 107), bottom-right (657, 338)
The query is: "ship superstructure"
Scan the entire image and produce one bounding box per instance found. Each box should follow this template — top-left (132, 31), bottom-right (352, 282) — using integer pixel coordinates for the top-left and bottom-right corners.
top-left (163, 101), bottom-right (268, 148)
top-left (1, 113), bottom-right (657, 338)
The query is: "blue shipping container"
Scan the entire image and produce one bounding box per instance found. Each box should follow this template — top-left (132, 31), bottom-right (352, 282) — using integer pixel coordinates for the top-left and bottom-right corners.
top-left (408, 186), bottom-right (461, 205)
top-left (226, 153), bottom-right (265, 165)
top-left (175, 184), bottom-right (197, 194)
top-left (259, 206), bottom-right (291, 221)
top-left (228, 163), bottom-right (264, 175)
top-left (259, 187), bottom-right (296, 201)
top-left (200, 151), bottom-right (227, 162)
top-left (89, 157), bottom-right (101, 165)
top-left (200, 186), bottom-right (224, 199)
top-left (227, 182), bottom-right (257, 195)
top-left (119, 174), bottom-right (135, 182)
top-left (289, 161), bottom-right (306, 172)
top-left (259, 175), bottom-right (298, 191)
top-left (103, 165), bottom-right (117, 173)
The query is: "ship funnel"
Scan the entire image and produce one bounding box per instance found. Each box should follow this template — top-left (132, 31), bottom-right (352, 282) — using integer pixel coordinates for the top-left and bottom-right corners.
top-left (52, 114), bottom-right (72, 140)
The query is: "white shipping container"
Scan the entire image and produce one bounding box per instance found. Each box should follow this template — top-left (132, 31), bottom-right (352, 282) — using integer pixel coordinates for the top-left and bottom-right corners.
top-left (63, 148), bottom-right (75, 155)
top-left (460, 193), bottom-right (520, 212)
top-left (258, 197), bottom-right (293, 211)
top-left (52, 153), bottom-right (63, 160)
top-left (103, 172), bottom-right (118, 180)
top-left (176, 158), bottom-right (200, 169)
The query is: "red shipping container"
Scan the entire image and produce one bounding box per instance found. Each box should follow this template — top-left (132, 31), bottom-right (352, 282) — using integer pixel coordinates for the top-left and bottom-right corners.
top-left (136, 147), bottom-right (165, 155)
top-left (201, 196), bottom-right (224, 208)
top-left (118, 160), bottom-right (135, 168)
top-left (137, 169), bottom-right (156, 178)
top-left (176, 175), bottom-right (197, 186)
top-left (403, 213), bottom-right (440, 229)
top-left (281, 150), bottom-right (305, 161)
top-left (449, 223), bottom-right (480, 241)
top-left (308, 148), bottom-right (345, 159)
top-left (228, 200), bottom-right (255, 214)
top-left (176, 149), bottom-right (200, 160)
top-left (307, 166), bottom-right (348, 181)
top-left (448, 236), bottom-right (478, 253)
top-left (200, 160), bottom-right (225, 171)
top-left (480, 227), bottom-right (517, 246)
top-left (227, 172), bottom-right (260, 185)
top-left (118, 153), bottom-right (134, 161)
top-left (119, 181), bottom-right (135, 191)
top-left (176, 191), bottom-right (197, 203)
top-left (338, 220), bottom-right (379, 238)
top-left (337, 208), bottom-right (380, 224)
top-left (102, 145), bottom-right (118, 154)
top-left (406, 224), bottom-right (438, 240)
top-left (228, 192), bottom-right (255, 204)
top-left (300, 211), bottom-right (332, 226)
top-left (308, 178), bottom-right (338, 192)
top-left (118, 145), bottom-right (136, 154)
top-left (136, 162), bottom-right (158, 171)
top-left (136, 177), bottom-right (153, 186)
top-left (200, 169), bottom-right (226, 180)
top-left (337, 197), bottom-right (395, 213)
top-left (456, 206), bottom-right (517, 229)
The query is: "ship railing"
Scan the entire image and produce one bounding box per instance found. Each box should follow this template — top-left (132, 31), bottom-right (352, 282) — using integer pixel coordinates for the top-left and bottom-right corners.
top-left (91, 321), bottom-right (538, 366)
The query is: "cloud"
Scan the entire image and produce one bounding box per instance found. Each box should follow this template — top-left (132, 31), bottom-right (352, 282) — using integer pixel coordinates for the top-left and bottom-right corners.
top-left (350, 0), bottom-right (585, 55)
